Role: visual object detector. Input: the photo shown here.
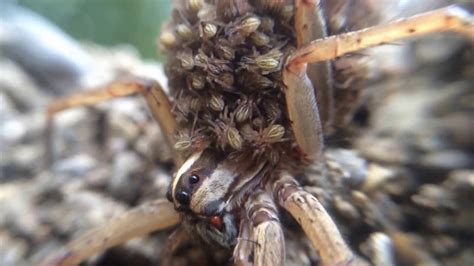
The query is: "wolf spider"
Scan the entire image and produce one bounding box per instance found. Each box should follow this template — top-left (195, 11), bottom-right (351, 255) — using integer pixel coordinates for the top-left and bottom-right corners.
top-left (42, 1), bottom-right (473, 265)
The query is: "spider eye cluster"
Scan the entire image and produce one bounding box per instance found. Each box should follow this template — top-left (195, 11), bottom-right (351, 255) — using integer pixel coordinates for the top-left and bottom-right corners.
top-left (174, 174), bottom-right (201, 206)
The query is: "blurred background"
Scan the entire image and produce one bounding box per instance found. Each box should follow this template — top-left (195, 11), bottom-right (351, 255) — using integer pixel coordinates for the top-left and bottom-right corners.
top-left (11, 0), bottom-right (171, 59)
top-left (1, 2), bottom-right (176, 264)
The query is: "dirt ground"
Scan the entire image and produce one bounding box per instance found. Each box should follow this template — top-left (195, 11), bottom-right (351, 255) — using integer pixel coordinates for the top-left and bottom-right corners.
top-left (1, 34), bottom-right (473, 266)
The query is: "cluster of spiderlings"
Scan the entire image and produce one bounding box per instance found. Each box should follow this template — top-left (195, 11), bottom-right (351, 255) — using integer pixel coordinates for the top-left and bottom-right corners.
top-left (160, 0), bottom-right (297, 163)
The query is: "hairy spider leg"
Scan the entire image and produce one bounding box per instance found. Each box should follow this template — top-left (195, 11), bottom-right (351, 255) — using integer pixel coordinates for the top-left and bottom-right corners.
top-left (274, 173), bottom-right (357, 266)
top-left (40, 200), bottom-right (180, 266)
top-left (45, 78), bottom-right (182, 165)
top-left (295, 0), bottom-right (335, 132)
top-left (281, 4), bottom-right (473, 266)
top-left (287, 5), bottom-right (473, 68)
top-left (283, 4), bottom-right (473, 163)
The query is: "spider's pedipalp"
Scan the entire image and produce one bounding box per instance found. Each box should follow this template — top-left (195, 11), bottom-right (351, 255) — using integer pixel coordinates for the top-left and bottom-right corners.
top-left (246, 189), bottom-right (285, 266)
top-left (233, 217), bottom-right (253, 266)
top-left (274, 173), bottom-right (357, 266)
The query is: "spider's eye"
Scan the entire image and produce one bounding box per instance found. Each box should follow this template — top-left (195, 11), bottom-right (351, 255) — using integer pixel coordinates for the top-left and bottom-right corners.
top-left (176, 190), bottom-right (190, 205)
top-left (189, 174), bottom-right (199, 184)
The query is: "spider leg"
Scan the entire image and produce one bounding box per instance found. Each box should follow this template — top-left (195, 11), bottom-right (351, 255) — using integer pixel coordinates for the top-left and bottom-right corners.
top-left (246, 189), bottom-right (285, 266)
top-left (283, 5), bottom-right (473, 161)
top-left (39, 199), bottom-right (181, 266)
top-left (287, 5), bottom-right (474, 67)
top-left (274, 173), bottom-right (356, 266)
top-left (46, 78), bottom-right (181, 165)
top-left (282, 0), bottom-right (336, 162)
top-left (294, 0), bottom-right (334, 131)
top-left (282, 48), bottom-right (324, 162)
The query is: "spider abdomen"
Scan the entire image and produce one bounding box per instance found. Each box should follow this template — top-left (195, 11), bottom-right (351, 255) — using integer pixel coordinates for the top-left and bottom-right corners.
top-left (160, 0), bottom-right (299, 165)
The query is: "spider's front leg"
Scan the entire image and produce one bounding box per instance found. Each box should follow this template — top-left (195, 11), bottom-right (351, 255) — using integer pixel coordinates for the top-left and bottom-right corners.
top-left (282, 3), bottom-right (473, 265)
top-left (294, 0), bottom-right (335, 131)
top-left (282, 0), bottom-right (329, 162)
top-left (284, 4), bottom-right (473, 162)
top-left (274, 173), bottom-right (357, 266)
top-left (40, 199), bottom-right (181, 266)
top-left (287, 5), bottom-right (473, 67)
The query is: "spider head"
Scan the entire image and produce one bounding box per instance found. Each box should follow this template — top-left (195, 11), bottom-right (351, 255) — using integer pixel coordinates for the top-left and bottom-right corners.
top-left (166, 148), bottom-right (266, 247)
top-left (167, 149), bottom-right (223, 214)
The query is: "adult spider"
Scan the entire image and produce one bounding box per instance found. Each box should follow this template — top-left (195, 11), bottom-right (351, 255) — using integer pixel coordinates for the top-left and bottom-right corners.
top-left (42, 0), bottom-right (473, 265)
